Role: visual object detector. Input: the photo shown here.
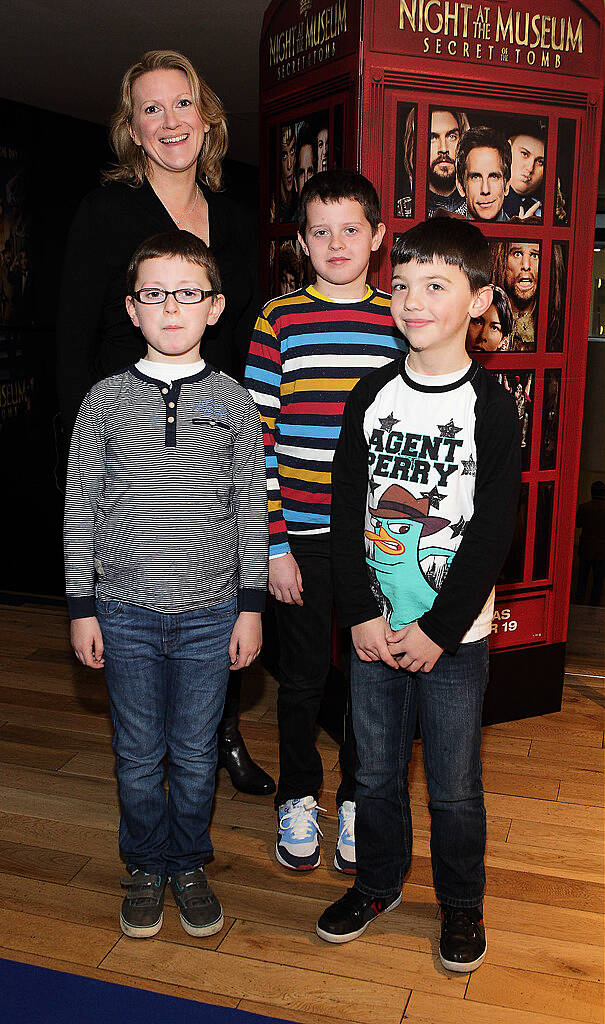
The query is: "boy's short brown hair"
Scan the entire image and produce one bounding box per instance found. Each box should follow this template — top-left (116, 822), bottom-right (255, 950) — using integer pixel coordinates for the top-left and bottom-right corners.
top-left (391, 217), bottom-right (491, 293)
top-left (126, 231), bottom-right (222, 295)
top-left (297, 170), bottom-right (382, 237)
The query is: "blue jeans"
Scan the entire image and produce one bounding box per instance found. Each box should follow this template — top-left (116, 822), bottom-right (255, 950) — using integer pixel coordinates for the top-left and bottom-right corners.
top-left (97, 597), bottom-right (237, 875)
top-left (350, 637), bottom-right (489, 908)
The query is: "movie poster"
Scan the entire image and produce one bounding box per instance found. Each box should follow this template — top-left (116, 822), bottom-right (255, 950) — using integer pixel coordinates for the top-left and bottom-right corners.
top-left (546, 241), bottom-right (567, 352)
top-left (540, 369), bottom-right (561, 471)
top-left (466, 283), bottom-right (514, 353)
top-left (534, 482), bottom-right (555, 579)
top-left (423, 107), bottom-right (547, 223)
top-left (0, 142), bottom-right (35, 431)
top-left (272, 107), bottom-right (344, 225)
top-left (394, 102), bottom-right (416, 219)
top-left (266, 103), bottom-right (346, 294)
top-left (554, 120), bottom-right (576, 227)
top-left (499, 483), bottom-right (529, 585)
top-left (278, 237), bottom-right (306, 294)
top-left (494, 369), bottom-right (534, 471)
top-left (0, 144), bottom-right (33, 329)
top-left (490, 237), bottom-right (541, 352)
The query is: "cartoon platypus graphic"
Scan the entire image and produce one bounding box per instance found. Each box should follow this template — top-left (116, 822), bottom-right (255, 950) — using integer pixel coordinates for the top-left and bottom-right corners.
top-left (365, 484), bottom-right (455, 629)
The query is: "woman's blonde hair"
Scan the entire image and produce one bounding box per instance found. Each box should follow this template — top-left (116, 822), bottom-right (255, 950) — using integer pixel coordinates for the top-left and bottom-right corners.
top-left (103, 50), bottom-right (228, 191)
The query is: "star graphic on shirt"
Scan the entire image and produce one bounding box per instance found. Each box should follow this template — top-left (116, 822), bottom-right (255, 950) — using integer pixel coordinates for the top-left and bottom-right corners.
top-left (450, 516), bottom-right (467, 538)
top-left (421, 485), bottom-right (445, 510)
top-left (438, 418), bottom-right (462, 438)
top-left (368, 477), bottom-right (380, 496)
top-left (378, 412), bottom-right (399, 432)
top-left (461, 454), bottom-right (477, 476)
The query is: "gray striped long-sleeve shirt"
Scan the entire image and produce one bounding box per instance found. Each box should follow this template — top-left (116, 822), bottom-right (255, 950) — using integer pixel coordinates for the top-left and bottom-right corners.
top-left (64, 364), bottom-right (268, 619)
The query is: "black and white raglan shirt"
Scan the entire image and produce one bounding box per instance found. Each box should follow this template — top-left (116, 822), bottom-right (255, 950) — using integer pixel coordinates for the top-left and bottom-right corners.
top-left (331, 356), bottom-right (521, 653)
top-left (64, 361), bottom-right (268, 619)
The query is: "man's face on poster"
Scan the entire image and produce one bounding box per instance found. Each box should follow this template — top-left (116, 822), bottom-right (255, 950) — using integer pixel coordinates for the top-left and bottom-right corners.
top-left (297, 143), bottom-right (315, 191)
top-left (462, 146), bottom-right (509, 220)
top-left (280, 128), bottom-right (296, 197)
top-left (505, 242), bottom-right (540, 305)
top-left (509, 134), bottom-right (545, 196)
top-left (317, 128), bottom-right (328, 171)
top-left (429, 110), bottom-right (461, 193)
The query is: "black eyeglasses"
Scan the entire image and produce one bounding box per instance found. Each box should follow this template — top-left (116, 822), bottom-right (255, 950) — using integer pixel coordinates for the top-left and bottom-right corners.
top-left (133, 288), bottom-right (216, 305)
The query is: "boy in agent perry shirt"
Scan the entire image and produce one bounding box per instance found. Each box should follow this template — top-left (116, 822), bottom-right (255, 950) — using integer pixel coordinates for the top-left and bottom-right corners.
top-left (245, 170), bottom-right (406, 874)
top-left (317, 218), bottom-right (520, 973)
top-left (64, 231), bottom-right (268, 940)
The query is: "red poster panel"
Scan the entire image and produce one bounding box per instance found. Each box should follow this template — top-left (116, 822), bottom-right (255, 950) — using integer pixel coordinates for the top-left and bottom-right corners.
top-left (260, 0), bottom-right (604, 721)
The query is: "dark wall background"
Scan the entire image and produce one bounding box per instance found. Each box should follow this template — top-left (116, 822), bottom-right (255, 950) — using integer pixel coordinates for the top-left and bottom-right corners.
top-left (0, 97), bottom-right (258, 597)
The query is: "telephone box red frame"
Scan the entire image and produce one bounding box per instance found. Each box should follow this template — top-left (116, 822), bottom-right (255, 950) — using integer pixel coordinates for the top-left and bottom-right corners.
top-left (259, 0), bottom-right (604, 723)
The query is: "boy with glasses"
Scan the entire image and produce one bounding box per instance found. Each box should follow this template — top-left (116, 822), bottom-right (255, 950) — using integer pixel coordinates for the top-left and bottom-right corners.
top-left (64, 231), bottom-right (268, 939)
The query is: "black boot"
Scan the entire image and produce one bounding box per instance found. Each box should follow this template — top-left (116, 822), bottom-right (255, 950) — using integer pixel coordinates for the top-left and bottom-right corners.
top-left (217, 721), bottom-right (275, 795)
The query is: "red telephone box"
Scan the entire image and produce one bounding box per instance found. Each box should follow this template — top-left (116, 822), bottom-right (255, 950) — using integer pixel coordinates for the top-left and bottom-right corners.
top-left (259, 0), bottom-right (604, 722)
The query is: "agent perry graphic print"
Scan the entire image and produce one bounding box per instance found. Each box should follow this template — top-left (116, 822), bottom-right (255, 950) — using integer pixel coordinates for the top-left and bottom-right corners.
top-left (365, 484), bottom-right (454, 629)
top-left (362, 364), bottom-right (479, 630)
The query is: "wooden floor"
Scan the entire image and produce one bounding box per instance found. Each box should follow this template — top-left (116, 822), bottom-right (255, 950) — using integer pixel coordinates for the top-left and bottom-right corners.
top-left (0, 601), bottom-right (603, 1024)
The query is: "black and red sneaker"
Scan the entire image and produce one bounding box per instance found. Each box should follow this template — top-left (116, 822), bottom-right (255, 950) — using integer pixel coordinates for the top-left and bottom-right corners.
top-left (439, 904), bottom-right (487, 972)
top-left (316, 886), bottom-right (401, 944)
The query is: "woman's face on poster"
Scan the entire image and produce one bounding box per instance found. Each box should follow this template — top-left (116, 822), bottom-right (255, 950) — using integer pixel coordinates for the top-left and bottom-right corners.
top-left (467, 303), bottom-right (509, 352)
top-left (509, 134), bottom-right (545, 196)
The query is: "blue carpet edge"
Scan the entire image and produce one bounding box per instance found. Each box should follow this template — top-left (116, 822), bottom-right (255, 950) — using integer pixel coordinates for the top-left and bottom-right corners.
top-left (0, 956), bottom-right (294, 1024)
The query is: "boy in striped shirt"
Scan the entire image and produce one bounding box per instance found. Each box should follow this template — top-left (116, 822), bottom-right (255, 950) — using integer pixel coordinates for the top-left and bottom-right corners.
top-left (245, 171), bottom-right (406, 873)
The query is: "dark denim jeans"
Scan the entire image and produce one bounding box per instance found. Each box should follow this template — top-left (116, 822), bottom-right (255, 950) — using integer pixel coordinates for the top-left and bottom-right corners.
top-left (97, 597), bottom-right (236, 875)
top-left (350, 637), bottom-right (489, 908)
top-left (274, 533), bottom-right (356, 808)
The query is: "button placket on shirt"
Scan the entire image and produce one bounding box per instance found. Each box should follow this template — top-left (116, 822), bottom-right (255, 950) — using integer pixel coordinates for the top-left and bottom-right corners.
top-left (159, 383), bottom-right (181, 447)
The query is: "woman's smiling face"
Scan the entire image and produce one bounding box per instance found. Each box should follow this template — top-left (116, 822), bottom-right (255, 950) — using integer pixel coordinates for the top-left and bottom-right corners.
top-left (129, 69), bottom-right (209, 179)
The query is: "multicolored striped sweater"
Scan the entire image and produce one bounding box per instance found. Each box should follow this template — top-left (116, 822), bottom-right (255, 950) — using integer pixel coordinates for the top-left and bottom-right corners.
top-left (244, 284), bottom-right (407, 557)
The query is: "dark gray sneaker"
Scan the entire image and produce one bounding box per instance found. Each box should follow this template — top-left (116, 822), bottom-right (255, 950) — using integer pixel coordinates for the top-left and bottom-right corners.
top-left (119, 870), bottom-right (166, 938)
top-left (169, 868), bottom-right (224, 937)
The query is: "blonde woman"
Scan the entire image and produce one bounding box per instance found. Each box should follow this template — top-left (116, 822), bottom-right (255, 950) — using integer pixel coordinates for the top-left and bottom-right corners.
top-left (57, 50), bottom-right (271, 798)
top-left (57, 49), bottom-right (259, 428)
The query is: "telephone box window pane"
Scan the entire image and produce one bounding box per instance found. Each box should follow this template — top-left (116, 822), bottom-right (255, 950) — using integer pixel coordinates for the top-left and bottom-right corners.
top-left (546, 241), bottom-right (567, 353)
top-left (268, 239), bottom-right (276, 296)
top-left (268, 125), bottom-right (277, 224)
top-left (533, 482), bottom-right (555, 580)
top-left (490, 238), bottom-right (541, 353)
top-left (394, 102), bottom-right (416, 219)
top-left (554, 120), bottom-right (576, 227)
top-left (295, 111), bottom-right (329, 192)
top-left (278, 238), bottom-right (306, 294)
top-left (540, 369), bottom-right (561, 471)
top-left (492, 369), bottom-right (534, 472)
top-left (278, 121), bottom-right (297, 223)
top-left (499, 483), bottom-right (529, 585)
top-left (333, 104), bottom-right (344, 169)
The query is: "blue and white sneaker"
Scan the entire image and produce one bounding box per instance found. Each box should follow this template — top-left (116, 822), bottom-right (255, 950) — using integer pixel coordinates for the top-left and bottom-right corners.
top-left (276, 796), bottom-right (324, 870)
top-left (334, 800), bottom-right (356, 874)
